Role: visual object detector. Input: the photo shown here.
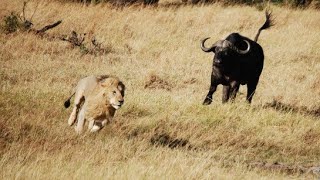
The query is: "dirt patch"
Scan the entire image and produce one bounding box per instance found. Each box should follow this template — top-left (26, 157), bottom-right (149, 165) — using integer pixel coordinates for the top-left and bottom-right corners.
top-left (0, 122), bottom-right (14, 151)
top-left (144, 74), bottom-right (172, 91)
top-left (183, 78), bottom-right (197, 85)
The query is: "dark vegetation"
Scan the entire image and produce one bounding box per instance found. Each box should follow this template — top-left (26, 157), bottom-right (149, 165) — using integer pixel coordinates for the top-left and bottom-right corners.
top-left (59, 0), bottom-right (320, 8)
top-left (0, 2), bottom-right (111, 56)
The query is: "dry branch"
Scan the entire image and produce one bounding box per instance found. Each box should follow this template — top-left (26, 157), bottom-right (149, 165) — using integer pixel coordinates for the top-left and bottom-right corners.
top-left (59, 31), bottom-right (111, 55)
top-left (30, 2), bottom-right (39, 21)
top-left (22, 1), bottom-right (27, 22)
top-left (36, 20), bottom-right (62, 34)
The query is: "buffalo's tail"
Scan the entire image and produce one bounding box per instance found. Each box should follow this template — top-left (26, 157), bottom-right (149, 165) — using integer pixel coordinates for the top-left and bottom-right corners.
top-left (254, 10), bottom-right (274, 42)
top-left (64, 92), bottom-right (75, 108)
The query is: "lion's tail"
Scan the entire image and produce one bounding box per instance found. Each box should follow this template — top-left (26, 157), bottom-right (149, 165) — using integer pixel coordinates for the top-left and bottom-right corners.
top-left (64, 92), bottom-right (75, 108)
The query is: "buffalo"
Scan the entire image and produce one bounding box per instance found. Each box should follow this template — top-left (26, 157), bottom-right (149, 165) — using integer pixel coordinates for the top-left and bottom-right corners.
top-left (201, 11), bottom-right (274, 105)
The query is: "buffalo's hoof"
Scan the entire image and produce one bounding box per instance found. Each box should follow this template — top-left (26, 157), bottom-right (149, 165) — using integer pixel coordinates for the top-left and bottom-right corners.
top-left (203, 98), bottom-right (212, 105)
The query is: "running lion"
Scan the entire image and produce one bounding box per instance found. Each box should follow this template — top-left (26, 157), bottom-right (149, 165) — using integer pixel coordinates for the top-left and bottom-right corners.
top-left (64, 75), bottom-right (125, 134)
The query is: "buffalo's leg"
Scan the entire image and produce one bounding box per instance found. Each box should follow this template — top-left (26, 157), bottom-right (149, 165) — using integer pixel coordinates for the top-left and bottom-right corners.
top-left (246, 79), bottom-right (259, 103)
top-left (222, 85), bottom-right (230, 103)
top-left (203, 82), bottom-right (218, 105)
top-left (229, 81), bottom-right (240, 102)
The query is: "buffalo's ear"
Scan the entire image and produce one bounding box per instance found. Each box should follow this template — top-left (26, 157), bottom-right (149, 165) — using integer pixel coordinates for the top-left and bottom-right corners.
top-left (208, 45), bottom-right (217, 54)
top-left (211, 45), bottom-right (217, 53)
top-left (212, 40), bottom-right (225, 53)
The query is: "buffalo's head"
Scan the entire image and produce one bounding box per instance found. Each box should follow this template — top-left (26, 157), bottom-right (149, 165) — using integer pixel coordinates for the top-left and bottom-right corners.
top-left (201, 37), bottom-right (251, 65)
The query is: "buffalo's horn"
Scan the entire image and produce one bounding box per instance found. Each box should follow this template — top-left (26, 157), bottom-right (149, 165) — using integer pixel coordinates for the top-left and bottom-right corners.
top-left (200, 37), bottom-right (214, 52)
top-left (201, 38), bottom-right (224, 53)
top-left (233, 40), bottom-right (251, 54)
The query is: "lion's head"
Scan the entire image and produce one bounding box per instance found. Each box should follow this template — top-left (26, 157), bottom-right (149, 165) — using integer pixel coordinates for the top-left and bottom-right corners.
top-left (98, 76), bottom-right (125, 110)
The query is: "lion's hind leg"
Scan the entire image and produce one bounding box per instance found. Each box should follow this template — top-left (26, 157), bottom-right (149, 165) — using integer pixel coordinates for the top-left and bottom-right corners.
top-left (75, 105), bottom-right (86, 134)
top-left (68, 90), bottom-right (85, 126)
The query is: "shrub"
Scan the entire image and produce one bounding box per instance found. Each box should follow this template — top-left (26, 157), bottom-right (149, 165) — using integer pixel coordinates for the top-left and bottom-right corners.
top-left (2, 13), bottom-right (21, 34)
top-left (1, 12), bottom-right (33, 34)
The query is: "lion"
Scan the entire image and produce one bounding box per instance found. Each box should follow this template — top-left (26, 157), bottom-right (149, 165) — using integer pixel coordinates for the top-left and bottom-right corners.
top-left (64, 75), bottom-right (125, 134)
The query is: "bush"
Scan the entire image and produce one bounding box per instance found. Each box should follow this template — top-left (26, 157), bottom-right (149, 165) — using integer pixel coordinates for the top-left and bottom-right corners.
top-left (2, 13), bottom-right (20, 34)
top-left (1, 12), bottom-right (33, 34)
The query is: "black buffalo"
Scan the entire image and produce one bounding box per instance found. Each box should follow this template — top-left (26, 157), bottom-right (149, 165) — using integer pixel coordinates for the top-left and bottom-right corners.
top-left (201, 11), bottom-right (274, 105)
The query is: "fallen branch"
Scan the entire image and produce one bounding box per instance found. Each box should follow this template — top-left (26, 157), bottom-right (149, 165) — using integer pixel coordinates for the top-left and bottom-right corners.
top-left (36, 20), bottom-right (62, 34)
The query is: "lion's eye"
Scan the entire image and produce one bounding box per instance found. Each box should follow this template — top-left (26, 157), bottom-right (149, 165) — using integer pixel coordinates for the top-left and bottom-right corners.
top-left (113, 91), bottom-right (116, 95)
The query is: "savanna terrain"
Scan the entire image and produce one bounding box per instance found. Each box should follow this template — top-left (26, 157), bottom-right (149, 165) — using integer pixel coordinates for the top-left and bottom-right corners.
top-left (0, 0), bottom-right (320, 179)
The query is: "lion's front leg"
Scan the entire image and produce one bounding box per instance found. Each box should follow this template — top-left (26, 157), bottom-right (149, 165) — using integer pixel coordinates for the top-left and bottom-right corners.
top-left (88, 118), bottom-right (101, 133)
top-left (88, 118), bottom-right (95, 131)
top-left (89, 118), bottom-right (110, 133)
top-left (101, 119), bottom-right (108, 127)
top-left (90, 121), bottom-right (102, 133)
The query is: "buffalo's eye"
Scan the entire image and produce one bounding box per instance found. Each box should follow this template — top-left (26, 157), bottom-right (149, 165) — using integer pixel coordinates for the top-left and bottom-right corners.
top-left (223, 51), bottom-right (228, 56)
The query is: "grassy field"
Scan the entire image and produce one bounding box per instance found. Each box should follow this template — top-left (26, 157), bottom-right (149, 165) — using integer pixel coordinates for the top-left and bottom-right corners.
top-left (1, 0), bottom-right (320, 179)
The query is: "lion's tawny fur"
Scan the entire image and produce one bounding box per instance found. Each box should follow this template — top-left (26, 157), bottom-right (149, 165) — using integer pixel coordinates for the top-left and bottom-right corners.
top-left (65, 75), bottom-right (125, 134)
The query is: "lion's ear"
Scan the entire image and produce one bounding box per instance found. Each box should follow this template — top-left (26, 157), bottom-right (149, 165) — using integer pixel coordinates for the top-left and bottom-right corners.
top-left (99, 79), bottom-right (112, 87)
top-left (118, 82), bottom-right (125, 96)
top-left (118, 82), bottom-right (125, 91)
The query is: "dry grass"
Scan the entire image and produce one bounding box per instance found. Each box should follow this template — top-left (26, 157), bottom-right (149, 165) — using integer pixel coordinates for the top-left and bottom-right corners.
top-left (1, 0), bottom-right (320, 179)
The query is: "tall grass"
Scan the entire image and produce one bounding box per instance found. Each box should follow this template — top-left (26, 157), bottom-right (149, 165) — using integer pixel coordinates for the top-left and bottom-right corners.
top-left (1, 0), bottom-right (320, 179)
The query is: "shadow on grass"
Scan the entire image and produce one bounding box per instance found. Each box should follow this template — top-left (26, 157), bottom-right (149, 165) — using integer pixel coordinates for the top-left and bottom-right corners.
top-left (263, 100), bottom-right (320, 118)
top-left (150, 133), bottom-right (190, 149)
top-left (249, 161), bottom-right (320, 176)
